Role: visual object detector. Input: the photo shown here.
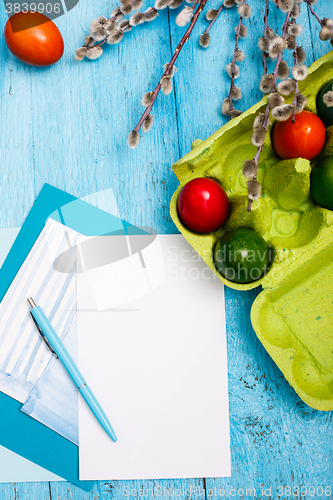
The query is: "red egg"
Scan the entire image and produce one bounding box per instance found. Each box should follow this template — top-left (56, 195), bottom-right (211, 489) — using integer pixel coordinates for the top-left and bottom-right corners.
top-left (272, 110), bottom-right (326, 160)
top-left (177, 178), bottom-right (229, 233)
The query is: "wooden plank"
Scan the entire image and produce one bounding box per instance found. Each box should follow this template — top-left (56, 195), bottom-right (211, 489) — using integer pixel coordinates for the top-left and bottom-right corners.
top-left (0, 28), bottom-right (35, 229)
top-left (307, 0), bottom-right (333, 61)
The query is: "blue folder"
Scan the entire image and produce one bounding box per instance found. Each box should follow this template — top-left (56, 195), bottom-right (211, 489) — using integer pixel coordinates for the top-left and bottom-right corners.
top-left (0, 184), bottom-right (142, 491)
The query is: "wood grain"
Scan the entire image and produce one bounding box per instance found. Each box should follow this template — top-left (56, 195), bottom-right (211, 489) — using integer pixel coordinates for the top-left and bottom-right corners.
top-left (0, 0), bottom-right (332, 498)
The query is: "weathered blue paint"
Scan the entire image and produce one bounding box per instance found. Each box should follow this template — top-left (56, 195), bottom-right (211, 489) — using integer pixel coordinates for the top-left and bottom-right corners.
top-left (0, 0), bottom-right (332, 498)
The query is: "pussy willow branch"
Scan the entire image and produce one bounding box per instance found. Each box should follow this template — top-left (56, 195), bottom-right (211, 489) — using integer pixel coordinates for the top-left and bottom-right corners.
top-left (203, 2), bottom-right (224, 35)
top-left (83, 10), bottom-right (123, 48)
top-left (90, 20), bottom-right (132, 49)
top-left (133, 0), bottom-right (208, 134)
top-left (305, 0), bottom-right (323, 27)
top-left (84, 8), bottom-right (158, 51)
top-left (228, 15), bottom-right (243, 119)
top-left (248, 9), bottom-right (292, 212)
top-left (262, 0), bottom-right (270, 75)
top-left (272, 11), bottom-right (292, 91)
top-left (291, 20), bottom-right (300, 123)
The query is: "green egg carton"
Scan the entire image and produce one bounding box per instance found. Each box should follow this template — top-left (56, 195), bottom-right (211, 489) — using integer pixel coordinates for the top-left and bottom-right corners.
top-left (170, 50), bottom-right (333, 411)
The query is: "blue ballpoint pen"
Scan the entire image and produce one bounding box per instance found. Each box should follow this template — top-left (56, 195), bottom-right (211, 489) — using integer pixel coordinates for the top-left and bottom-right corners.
top-left (27, 297), bottom-right (117, 442)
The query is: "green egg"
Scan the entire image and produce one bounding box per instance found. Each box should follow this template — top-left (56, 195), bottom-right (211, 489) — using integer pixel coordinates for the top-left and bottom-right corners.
top-left (316, 81), bottom-right (333, 127)
top-left (310, 156), bottom-right (333, 211)
top-left (213, 227), bottom-right (272, 284)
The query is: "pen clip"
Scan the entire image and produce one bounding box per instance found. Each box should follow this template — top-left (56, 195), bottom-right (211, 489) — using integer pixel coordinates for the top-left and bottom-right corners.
top-left (30, 313), bottom-right (58, 359)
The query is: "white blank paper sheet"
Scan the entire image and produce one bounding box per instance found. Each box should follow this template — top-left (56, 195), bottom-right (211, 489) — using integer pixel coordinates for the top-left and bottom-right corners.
top-left (78, 235), bottom-right (231, 480)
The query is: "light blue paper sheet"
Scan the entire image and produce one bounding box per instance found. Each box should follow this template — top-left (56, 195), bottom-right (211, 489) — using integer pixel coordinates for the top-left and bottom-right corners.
top-left (0, 185), bottom-right (143, 488)
top-left (0, 183), bottom-right (121, 490)
top-left (0, 445), bottom-right (64, 483)
top-left (0, 220), bottom-right (77, 404)
top-left (0, 227), bottom-right (65, 483)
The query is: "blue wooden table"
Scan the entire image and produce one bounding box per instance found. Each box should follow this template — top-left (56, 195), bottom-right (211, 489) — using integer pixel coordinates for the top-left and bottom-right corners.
top-left (0, 0), bottom-right (332, 498)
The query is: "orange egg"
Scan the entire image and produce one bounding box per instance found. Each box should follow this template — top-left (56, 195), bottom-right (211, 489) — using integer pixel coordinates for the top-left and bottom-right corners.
top-left (4, 11), bottom-right (64, 67)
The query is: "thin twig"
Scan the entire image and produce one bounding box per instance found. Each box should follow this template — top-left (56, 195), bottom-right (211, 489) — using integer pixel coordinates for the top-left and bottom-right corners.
top-left (90, 20), bottom-right (132, 49)
top-left (81, 4), bottom-right (159, 53)
top-left (262, 0), bottom-right (269, 75)
top-left (248, 10), bottom-right (292, 212)
top-left (83, 10), bottom-right (123, 50)
top-left (271, 12), bottom-right (292, 92)
top-left (133, 0), bottom-right (208, 134)
top-left (305, 0), bottom-right (323, 27)
top-left (228, 16), bottom-right (243, 119)
top-left (204, 3), bottom-right (224, 35)
top-left (291, 20), bottom-right (300, 123)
